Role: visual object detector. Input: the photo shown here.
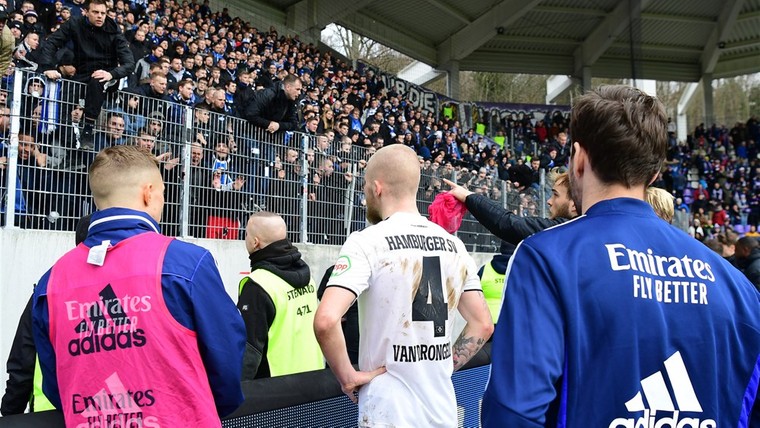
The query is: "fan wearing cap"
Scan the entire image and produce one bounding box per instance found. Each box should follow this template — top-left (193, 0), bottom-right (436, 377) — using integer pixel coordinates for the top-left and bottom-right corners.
top-left (35, 0), bottom-right (135, 150)
top-left (6, 19), bottom-right (22, 42)
top-left (299, 85), bottom-right (320, 110)
top-left (21, 9), bottom-right (44, 37)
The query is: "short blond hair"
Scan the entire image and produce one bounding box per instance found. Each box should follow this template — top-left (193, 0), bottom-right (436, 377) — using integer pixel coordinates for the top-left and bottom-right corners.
top-left (89, 145), bottom-right (160, 202)
top-left (645, 187), bottom-right (674, 223)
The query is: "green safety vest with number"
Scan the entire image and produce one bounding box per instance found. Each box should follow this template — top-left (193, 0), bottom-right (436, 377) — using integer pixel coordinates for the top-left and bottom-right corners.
top-left (480, 262), bottom-right (506, 324)
top-left (240, 269), bottom-right (324, 377)
top-left (32, 356), bottom-right (55, 412)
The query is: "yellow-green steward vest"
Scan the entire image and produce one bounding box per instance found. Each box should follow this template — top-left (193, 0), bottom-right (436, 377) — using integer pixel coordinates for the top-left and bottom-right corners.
top-left (480, 262), bottom-right (506, 323)
top-left (32, 356), bottom-right (55, 411)
top-left (239, 269), bottom-right (324, 376)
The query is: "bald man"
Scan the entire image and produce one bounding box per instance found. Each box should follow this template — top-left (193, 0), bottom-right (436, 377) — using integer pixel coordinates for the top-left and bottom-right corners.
top-left (314, 144), bottom-right (493, 427)
top-left (237, 211), bottom-right (323, 379)
top-left (31, 145), bottom-right (245, 427)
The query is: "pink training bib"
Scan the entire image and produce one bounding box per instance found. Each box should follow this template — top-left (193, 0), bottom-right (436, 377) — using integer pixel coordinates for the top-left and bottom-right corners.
top-left (48, 232), bottom-right (221, 428)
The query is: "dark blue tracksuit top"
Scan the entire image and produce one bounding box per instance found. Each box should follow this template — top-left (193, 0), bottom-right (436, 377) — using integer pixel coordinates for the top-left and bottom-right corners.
top-left (482, 198), bottom-right (760, 427)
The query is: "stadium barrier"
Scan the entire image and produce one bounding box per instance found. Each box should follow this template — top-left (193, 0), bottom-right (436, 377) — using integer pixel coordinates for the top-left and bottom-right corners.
top-left (0, 344), bottom-right (492, 427)
top-left (2, 68), bottom-right (548, 250)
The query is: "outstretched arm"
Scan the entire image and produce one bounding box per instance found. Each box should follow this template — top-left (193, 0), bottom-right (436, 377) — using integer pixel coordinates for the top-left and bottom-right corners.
top-left (444, 178), bottom-right (564, 245)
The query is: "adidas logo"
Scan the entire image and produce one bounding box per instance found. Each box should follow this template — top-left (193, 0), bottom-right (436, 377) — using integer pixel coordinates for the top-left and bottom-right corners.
top-left (609, 351), bottom-right (717, 428)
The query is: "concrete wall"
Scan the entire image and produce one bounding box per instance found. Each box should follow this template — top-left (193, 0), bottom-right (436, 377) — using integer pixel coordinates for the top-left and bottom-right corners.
top-left (0, 229), bottom-right (494, 389)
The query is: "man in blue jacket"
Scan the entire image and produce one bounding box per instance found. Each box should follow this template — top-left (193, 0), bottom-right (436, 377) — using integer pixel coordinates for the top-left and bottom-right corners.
top-left (482, 85), bottom-right (760, 427)
top-left (31, 145), bottom-right (245, 421)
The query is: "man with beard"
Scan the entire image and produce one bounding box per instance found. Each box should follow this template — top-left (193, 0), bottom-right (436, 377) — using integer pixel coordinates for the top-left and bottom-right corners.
top-left (315, 144), bottom-right (493, 427)
top-left (481, 85), bottom-right (760, 427)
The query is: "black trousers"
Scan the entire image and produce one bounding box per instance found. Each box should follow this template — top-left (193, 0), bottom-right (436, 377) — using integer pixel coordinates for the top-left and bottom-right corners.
top-left (71, 73), bottom-right (116, 120)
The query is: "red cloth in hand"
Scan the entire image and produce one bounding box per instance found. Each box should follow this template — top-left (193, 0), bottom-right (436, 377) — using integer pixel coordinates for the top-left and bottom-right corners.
top-left (428, 193), bottom-right (468, 234)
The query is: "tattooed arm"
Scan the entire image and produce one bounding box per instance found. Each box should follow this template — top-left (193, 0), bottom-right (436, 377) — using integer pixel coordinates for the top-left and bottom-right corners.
top-left (453, 290), bottom-right (494, 371)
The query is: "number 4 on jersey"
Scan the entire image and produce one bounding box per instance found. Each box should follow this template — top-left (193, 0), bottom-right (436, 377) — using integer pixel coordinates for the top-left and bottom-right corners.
top-left (412, 256), bottom-right (447, 337)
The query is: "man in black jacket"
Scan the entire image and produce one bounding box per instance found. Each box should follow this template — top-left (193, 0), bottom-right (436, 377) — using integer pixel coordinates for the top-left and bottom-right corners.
top-left (233, 69), bottom-right (255, 113)
top-left (735, 237), bottom-right (760, 291)
top-left (444, 171), bottom-right (577, 247)
top-left (245, 73), bottom-right (301, 134)
top-left (34, 0), bottom-right (135, 149)
top-left (447, 173), bottom-right (577, 329)
top-left (255, 61), bottom-right (279, 90)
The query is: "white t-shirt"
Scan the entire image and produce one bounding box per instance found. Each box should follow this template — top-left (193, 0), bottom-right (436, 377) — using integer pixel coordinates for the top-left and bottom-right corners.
top-left (327, 212), bottom-right (482, 427)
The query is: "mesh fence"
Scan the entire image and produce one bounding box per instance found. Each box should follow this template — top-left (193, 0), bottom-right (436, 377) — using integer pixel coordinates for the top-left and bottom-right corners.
top-left (2, 69), bottom-right (549, 249)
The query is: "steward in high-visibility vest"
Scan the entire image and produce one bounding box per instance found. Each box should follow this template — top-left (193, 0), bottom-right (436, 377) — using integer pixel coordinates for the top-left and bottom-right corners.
top-left (238, 212), bottom-right (324, 379)
top-left (1, 297), bottom-right (55, 415)
top-left (477, 242), bottom-right (513, 324)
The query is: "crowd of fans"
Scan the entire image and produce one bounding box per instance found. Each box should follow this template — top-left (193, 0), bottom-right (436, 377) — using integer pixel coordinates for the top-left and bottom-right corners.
top-left (654, 120), bottom-right (760, 239)
top-left (0, 0), bottom-right (558, 246)
top-left (0, 0), bottom-right (757, 248)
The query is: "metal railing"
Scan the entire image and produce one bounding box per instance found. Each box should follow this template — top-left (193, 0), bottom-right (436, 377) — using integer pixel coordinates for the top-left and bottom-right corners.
top-left (1, 69), bottom-right (549, 250)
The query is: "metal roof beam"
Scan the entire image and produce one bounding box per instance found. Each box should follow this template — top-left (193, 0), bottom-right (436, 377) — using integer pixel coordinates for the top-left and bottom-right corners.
top-left (721, 37), bottom-right (760, 51)
top-left (737, 10), bottom-right (760, 22)
top-left (532, 5), bottom-right (606, 17)
top-left (573, 0), bottom-right (653, 77)
top-left (700, 0), bottom-right (745, 74)
top-left (421, 0), bottom-right (470, 25)
top-left (713, 53), bottom-right (760, 77)
top-left (609, 42), bottom-right (703, 55)
top-left (436, 0), bottom-right (542, 67)
top-left (640, 12), bottom-right (716, 25)
top-left (286, 0), bottom-right (374, 34)
top-left (337, 12), bottom-right (437, 64)
top-left (464, 51), bottom-right (704, 81)
top-left (492, 35), bottom-right (581, 47)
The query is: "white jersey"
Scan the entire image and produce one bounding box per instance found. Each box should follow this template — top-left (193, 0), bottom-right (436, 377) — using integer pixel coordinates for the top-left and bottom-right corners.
top-left (327, 212), bottom-right (482, 427)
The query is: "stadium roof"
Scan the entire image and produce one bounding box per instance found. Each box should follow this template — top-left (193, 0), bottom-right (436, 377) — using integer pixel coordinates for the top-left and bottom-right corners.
top-left (233, 0), bottom-right (760, 82)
